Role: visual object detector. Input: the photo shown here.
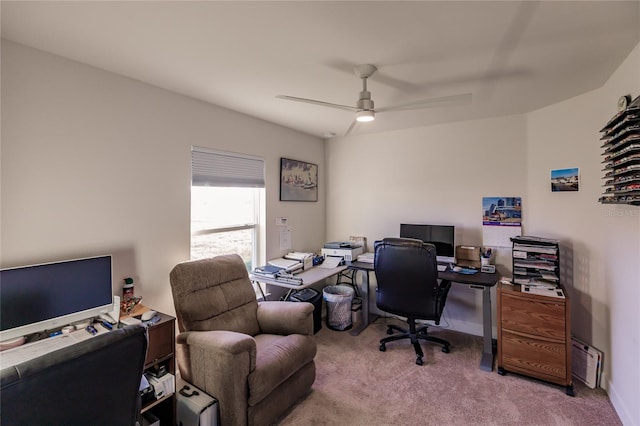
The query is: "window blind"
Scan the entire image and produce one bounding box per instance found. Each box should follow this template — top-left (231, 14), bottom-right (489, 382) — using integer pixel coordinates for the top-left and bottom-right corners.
top-left (192, 147), bottom-right (265, 188)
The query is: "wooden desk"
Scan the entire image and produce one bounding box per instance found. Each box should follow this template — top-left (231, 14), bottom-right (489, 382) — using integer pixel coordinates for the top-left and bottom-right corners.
top-left (249, 264), bottom-right (347, 300)
top-left (347, 261), bottom-right (499, 371)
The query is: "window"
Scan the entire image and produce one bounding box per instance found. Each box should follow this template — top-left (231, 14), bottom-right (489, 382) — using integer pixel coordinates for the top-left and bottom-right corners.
top-left (191, 148), bottom-right (265, 271)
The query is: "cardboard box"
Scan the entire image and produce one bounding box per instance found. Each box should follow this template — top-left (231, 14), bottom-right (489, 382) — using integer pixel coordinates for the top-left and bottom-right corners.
top-left (456, 245), bottom-right (481, 268)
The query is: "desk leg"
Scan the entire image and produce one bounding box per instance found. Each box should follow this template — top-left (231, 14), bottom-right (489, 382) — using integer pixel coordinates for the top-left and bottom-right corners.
top-left (349, 270), bottom-right (371, 336)
top-left (480, 286), bottom-right (494, 372)
top-left (252, 280), bottom-right (267, 301)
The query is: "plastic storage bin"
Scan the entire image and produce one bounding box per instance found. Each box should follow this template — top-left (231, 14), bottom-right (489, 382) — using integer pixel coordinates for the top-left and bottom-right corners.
top-left (289, 288), bottom-right (322, 334)
top-left (323, 285), bottom-right (355, 331)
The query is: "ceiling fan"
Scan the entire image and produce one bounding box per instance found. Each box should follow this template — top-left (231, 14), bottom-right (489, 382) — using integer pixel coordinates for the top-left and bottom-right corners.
top-left (276, 64), bottom-right (472, 136)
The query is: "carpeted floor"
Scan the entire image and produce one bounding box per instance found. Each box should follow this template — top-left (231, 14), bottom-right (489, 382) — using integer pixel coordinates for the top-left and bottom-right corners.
top-left (278, 317), bottom-right (621, 426)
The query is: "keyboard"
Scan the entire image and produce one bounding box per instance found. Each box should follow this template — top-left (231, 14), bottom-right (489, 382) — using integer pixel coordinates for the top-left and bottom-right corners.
top-left (437, 264), bottom-right (447, 272)
top-left (0, 327), bottom-right (106, 368)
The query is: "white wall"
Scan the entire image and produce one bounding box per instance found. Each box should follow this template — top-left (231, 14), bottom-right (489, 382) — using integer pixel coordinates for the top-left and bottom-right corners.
top-left (527, 42), bottom-right (640, 426)
top-left (326, 115), bottom-right (528, 335)
top-left (1, 40), bottom-right (326, 315)
top-left (326, 42), bottom-right (640, 425)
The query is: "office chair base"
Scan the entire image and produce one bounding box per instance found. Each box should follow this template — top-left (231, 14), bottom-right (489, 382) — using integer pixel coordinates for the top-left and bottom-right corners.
top-left (379, 323), bottom-right (450, 365)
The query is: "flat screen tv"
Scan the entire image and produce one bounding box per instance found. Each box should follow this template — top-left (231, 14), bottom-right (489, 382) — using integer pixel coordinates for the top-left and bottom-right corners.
top-left (400, 224), bottom-right (456, 263)
top-left (0, 255), bottom-right (113, 343)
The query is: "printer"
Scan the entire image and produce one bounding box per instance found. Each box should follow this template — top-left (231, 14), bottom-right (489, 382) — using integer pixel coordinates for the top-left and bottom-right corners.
top-left (321, 242), bottom-right (363, 262)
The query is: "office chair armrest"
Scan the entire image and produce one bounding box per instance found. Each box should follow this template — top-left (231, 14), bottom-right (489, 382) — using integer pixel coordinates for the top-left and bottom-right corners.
top-left (257, 301), bottom-right (314, 336)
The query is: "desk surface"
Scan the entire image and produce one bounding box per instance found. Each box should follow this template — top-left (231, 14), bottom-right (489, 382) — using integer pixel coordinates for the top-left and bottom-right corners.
top-left (249, 264), bottom-right (347, 289)
top-left (348, 261), bottom-right (498, 287)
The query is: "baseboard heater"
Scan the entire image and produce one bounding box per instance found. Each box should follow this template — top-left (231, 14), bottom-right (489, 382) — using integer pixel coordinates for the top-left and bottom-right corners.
top-left (571, 336), bottom-right (603, 389)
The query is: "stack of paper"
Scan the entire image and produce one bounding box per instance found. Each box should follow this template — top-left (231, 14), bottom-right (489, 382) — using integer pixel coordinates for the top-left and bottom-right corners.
top-left (268, 258), bottom-right (303, 273)
top-left (252, 264), bottom-right (284, 278)
top-left (285, 252), bottom-right (313, 261)
top-left (521, 285), bottom-right (565, 298)
top-left (357, 253), bottom-right (374, 263)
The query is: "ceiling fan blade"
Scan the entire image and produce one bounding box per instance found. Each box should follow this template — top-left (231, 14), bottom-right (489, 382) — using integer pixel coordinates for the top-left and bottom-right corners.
top-left (344, 119), bottom-right (360, 137)
top-left (376, 93), bottom-right (472, 113)
top-left (276, 95), bottom-right (358, 112)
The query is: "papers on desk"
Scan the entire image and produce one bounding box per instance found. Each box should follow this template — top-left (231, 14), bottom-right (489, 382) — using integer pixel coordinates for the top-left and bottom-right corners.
top-left (253, 264), bottom-right (285, 278)
top-left (252, 265), bottom-right (303, 285)
top-left (284, 251), bottom-right (313, 261)
top-left (522, 285), bottom-right (565, 299)
top-left (356, 252), bottom-right (374, 263)
top-left (318, 256), bottom-right (342, 269)
top-left (268, 258), bottom-right (303, 273)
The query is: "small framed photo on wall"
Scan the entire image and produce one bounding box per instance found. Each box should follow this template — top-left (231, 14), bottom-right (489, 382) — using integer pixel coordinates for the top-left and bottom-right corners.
top-left (551, 168), bottom-right (579, 192)
top-left (280, 157), bottom-right (318, 202)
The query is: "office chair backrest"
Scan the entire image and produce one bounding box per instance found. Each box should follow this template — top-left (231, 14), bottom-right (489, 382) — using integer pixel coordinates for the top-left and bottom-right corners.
top-left (374, 237), bottom-right (440, 319)
top-left (0, 324), bottom-right (148, 426)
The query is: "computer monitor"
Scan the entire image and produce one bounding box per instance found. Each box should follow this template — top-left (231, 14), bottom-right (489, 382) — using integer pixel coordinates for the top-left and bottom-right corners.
top-left (0, 255), bottom-right (114, 343)
top-left (399, 224), bottom-right (456, 263)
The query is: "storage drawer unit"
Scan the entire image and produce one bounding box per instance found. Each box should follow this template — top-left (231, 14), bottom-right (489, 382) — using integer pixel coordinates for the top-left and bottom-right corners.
top-left (497, 283), bottom-right (573, 395)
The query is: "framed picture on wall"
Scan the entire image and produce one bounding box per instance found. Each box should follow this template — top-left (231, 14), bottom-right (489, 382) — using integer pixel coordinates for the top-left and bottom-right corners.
top-left (551, 168), bottom-right (580, 192)
top-left (280, 157), bottom-right (318, 202)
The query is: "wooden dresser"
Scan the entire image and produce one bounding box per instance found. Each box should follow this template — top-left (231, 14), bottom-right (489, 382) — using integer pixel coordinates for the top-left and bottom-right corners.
top-left (497, 283), bottom-right (574, 395)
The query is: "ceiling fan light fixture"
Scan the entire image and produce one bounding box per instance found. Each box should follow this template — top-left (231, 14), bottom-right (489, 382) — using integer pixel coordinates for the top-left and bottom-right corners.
top-left (356, 110), bottom-right (375, 122)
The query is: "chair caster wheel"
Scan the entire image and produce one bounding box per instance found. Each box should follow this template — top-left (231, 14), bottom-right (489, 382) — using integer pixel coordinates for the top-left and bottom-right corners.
top-left (379, 343), bottom-right (386, 352)
top-left (416, 357), bottom-right (423, 366)
top-left (442, 346), bottom-right (450, 353)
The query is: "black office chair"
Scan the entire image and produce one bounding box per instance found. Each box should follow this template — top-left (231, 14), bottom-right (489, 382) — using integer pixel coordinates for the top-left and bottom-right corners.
top-left (374, 237), bottom-right (451, 365)
top-left (1, 324), bottom-right (148, 425)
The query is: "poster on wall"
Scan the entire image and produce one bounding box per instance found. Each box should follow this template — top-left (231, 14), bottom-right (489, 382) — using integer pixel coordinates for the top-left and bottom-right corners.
top-left (551, 168), bottom-right (579, 192)
top-left (482, 197), bottom-right (522, 247)
top-left (280, 158), bottom-right (318, 202)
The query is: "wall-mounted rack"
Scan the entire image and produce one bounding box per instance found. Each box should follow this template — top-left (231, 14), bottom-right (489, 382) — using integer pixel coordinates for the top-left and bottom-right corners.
top-left (598, 95), bottom-right (640, 206)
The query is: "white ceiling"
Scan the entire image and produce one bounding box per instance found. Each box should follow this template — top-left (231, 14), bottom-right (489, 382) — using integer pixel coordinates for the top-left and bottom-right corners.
top-left (2, 1), bottom-right (639, 138)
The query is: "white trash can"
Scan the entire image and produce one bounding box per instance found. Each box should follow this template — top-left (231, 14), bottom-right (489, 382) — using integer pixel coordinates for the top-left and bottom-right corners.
top-left (323, 285), bottom-right (355, 331)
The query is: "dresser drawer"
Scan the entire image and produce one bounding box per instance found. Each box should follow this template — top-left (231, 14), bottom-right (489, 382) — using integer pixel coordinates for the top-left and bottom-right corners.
top-left (501, 330), bottom-right (567, 382)
top-left (500, 293), bottom-right (566, 341)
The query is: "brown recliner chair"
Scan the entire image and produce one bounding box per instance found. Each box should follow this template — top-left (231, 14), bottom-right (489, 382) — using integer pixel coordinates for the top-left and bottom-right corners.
top-left (169, 254), bottom-right (317, 426)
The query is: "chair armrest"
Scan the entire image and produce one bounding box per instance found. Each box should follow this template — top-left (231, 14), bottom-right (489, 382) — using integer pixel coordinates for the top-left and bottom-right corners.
top-left (176, 330), bottom-right (256, 424)
top-left (257, 301), bottom-right (314, 336)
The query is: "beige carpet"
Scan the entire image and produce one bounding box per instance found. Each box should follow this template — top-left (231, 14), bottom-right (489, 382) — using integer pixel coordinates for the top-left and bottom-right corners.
top-left (278, 317), bottom-right (620, 426)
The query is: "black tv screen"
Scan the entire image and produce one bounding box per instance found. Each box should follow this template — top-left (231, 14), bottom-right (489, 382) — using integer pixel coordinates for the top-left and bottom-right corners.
top-left (0, 255), bottom-right (113, 341)
top-left (399, 224), bottom-right (455, 260)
